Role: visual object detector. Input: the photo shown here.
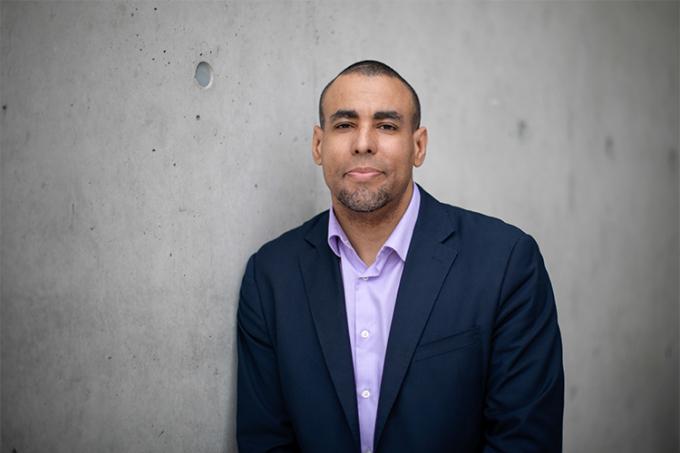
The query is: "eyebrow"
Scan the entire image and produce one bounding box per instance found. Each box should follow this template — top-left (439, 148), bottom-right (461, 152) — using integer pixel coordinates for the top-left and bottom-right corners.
top-left (330, 109), bottom-right (359, 122)
top-left (329, 109), bottom-right (402, 122)
top-left (373, 111), bottom-right (401, 122)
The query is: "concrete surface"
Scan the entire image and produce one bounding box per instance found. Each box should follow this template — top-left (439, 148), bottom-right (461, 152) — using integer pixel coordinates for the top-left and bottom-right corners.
top-left (1, 1), bottom-right (678, 452)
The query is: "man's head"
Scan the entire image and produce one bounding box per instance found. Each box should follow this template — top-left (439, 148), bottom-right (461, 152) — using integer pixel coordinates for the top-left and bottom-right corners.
top-left (318, 60), bottom-right (421, 131)
top-left (312, 60), bottom-right (427, 215)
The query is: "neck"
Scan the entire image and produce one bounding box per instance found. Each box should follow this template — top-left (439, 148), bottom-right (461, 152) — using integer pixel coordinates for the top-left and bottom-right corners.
top-left (332, 182), bottom-right (414, 266)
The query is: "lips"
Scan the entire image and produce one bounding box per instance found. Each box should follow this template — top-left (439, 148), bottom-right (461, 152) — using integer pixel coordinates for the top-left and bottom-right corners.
top-left (345, 167), bottom-right (383, 179)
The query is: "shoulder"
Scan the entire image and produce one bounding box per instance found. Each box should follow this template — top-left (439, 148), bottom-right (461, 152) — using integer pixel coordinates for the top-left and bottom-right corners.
top-left (419, 187), bottom-right (528, 250)
top-left (447, 204), bottom-right (541, 270)
top-left (448, 203), bottom-right (522, 234)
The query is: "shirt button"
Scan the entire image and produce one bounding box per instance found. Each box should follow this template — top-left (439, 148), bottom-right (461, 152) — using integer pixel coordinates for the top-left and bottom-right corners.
top-left (360, 330), bottom-right (370, 339)
top-left (361, 389), bottom-right (371, 399)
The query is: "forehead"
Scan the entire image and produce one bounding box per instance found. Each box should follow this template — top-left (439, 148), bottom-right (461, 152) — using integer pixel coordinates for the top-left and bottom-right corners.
top-left (323, 74), bottom-right (414, 116)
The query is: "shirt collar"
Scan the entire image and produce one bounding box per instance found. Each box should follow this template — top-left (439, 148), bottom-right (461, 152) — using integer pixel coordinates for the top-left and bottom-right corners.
top-left (327, 183), bottom-right (421, 263)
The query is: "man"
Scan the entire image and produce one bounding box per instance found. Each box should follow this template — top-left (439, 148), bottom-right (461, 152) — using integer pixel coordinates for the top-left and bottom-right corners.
top-left (237, 60), bottom-right (563, 453)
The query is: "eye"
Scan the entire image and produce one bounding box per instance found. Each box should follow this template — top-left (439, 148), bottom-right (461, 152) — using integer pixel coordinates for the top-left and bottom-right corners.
top-left (378, 123), bottom-right (398, 131)
top-left (334, 122), bottom-right (353, 129)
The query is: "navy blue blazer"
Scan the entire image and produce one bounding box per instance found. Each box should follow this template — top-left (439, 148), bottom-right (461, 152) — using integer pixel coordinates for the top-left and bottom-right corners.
top-left (237, 186), bottom-right (563, 452)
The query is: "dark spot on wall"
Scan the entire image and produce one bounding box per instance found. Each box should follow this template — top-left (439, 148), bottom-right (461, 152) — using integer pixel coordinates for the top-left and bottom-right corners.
top-left (152, 57), bottom-right (155, 61)
top-left (196, 60), bottom-right (213, 89)
top-left (130, 12), bottom-right (134, 17)
top-left (41, 182), bottom-right (47, 189)
top-left (169, 253), bottom-right (173, 257)
top-left (516, 119), bottom-right (528, 140)
top-left (568, 385), bottom-right (578, 400)
top-left (70, 203), bottom-right (76, 231)
top-left (90, 226), bottom-right (95, 231)
top-left (667, 147), bottom-right (677, 169)
top-left (158, 430), bottom-right (165, 437)
top-left (173, 162), bottom-right (176, 167)
top-left (604, 136), bottom-right (615, 159)
top-left (108, 356), bottom-right (112, 360)
top-left (163, 49), bottom-right (166, 53)
top-left (254, 183), bottom-right (258, 188)
top-left (154, 7), bottom-right (157, 11)
top-left (195, 114), bottom-right (200, 120)
top-left (2, 105), bottom-right (6, 111)
top-left (12, 449), bottom-right (17, 453)
top-left (152, 148), bottom-right (156, 152)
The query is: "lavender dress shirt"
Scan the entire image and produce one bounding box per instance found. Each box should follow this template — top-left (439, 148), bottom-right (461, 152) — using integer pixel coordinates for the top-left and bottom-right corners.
top-left (327, 184), bottom-right (421, 453)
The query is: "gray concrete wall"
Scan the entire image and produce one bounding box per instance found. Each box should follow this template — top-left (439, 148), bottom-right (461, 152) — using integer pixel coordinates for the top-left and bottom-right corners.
top-left (1, 1), bottom-right (677, 452)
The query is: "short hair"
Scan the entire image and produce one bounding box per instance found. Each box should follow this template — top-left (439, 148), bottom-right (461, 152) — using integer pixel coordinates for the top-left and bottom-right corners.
top-left (318, 60), bottom-right (421, 130)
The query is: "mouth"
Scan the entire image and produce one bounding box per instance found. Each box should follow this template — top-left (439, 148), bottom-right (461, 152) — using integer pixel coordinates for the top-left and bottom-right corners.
top-left (345, 167), bottom-right (384, 181)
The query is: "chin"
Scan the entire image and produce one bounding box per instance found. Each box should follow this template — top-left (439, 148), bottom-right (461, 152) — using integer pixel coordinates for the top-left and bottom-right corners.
top-left (336, 185), bottom-right (392, 213)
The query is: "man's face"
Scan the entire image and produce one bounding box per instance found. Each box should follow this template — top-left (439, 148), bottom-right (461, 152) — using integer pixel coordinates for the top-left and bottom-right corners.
top-left (312, 74), bottom-right (427, 214)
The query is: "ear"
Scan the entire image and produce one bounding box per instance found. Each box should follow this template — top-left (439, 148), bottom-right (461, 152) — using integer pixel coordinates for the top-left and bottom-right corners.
top-left (312, 125), bottom-right (324, 166)
top-left (412, 126), bottom-right (428, 167)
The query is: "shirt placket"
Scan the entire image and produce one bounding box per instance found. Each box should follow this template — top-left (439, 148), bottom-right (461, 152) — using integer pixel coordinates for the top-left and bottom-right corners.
top-left (354, 250), bottom-right (389, 453)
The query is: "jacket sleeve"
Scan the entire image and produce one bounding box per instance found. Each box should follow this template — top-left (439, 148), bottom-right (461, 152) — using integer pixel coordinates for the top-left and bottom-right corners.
top-left (482, 234), bottom-right (564, 452)
top-left (237, 254), bottom-right (300, 453)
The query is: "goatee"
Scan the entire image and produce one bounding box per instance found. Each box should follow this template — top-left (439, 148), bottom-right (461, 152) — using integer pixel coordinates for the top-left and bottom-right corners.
top-left (337, 186), bottom-right (390, 213)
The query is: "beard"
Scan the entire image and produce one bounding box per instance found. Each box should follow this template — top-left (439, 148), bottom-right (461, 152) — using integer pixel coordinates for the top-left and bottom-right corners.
top-left (336, 185), bottom-right (391, 213)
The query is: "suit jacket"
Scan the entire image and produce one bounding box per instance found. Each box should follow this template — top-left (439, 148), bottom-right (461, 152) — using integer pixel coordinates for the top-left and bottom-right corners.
top-left (237, 186), bottom-right (564, 453)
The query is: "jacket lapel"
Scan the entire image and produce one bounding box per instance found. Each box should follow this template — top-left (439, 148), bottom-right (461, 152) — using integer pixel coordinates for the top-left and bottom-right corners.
top-left (299, 214), bottom-right (361, 448)
top-left (374, 188), bottom-right (459, 446)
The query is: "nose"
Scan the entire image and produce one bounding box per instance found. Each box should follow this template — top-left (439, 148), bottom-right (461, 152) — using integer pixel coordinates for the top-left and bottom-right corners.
top-left (353, 125), bottom-right (375, 155)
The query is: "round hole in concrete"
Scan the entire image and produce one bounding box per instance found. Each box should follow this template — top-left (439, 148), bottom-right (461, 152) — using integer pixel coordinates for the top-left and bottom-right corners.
top-left (195, 61), bottom-right (213, 88)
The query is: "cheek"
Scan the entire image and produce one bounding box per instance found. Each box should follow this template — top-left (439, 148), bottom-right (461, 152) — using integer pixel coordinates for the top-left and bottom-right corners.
top-left (384, 144), bottom-right (415, 171)
top-left (320, 155), bottom-right (343, 182)
top-left (320, 148), bottom-right (347, 174)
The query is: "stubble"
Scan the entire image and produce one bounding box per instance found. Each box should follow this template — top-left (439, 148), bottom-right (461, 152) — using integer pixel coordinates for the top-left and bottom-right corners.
top-left (336, 185), bottom-right (391, 213)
